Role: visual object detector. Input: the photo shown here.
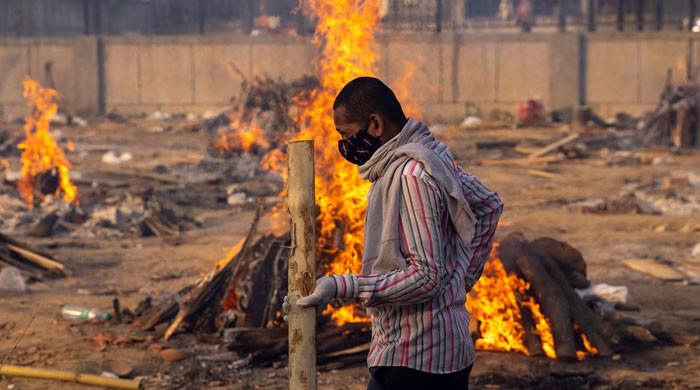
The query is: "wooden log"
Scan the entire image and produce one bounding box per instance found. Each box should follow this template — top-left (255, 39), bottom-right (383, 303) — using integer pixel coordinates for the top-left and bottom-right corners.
top-left (527, 133), bottom-right (580, 160)
top-left (515, 255), bottom-right (578, 362)
top-left (287, 140), bottom-right (317, 390)
top-left (140, 285), bottom-right (191, 331)
top-left (524, 169), bottom-right (560, 180)
top-left (540, 255), bottom-right (613, 357)
top-left (529, 237), bottom-right (589, 289)
top-left (5, 244), bottom-right (65, 273)
top-left (244, 240), bottom-right (282, 327)
top-left (224, 327), bottom-right (287, 353)
top-left (264, 237), bottom-right (290, 327)
top-left (162, 215), bottom-right (260, 340)
top-left (496, 232), bottom-right (529, 274)
top-left (479, 155), bottom-right (561, 166)
top-left (143, 209), bottom-right (260, 333)
top-left (520, 305), bottom-right (544, 357)
top-left (0, 233), bottom-right (67, 277)
top-left (0, 364), bottom-right (141, 389)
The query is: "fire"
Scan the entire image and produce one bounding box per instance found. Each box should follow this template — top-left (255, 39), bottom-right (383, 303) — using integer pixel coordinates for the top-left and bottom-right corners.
top-left (467, 244), bottom-right (531, 355)
top-left (284, 0), bottom-right (381, 326)
top-left (468, 244), bottom-right (601, 360)
top-left (213, 114), bottom-right (270, 154)
top-left (467, 243), bottom-right (558, 358)
top-left (522, 297), bottom-right (556, 359)
top-left (17, 77), bottom-right (77, 208)
top-left (580, 333), bottom-right (598, 358)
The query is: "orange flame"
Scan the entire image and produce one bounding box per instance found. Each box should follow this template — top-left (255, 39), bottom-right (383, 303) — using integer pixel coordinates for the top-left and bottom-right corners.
top-left (283, 0), bottom-right (382, 326)
top-left (17, 77), bottom-right (77, 208)
top-left (579, 333), bottom-right (598, 360)
top-left (467, 243), bottom-right (557, 358)
top-left (467, 244), bottom-right (530, 355)
top-left (213, 113), bottom-right (270, 154)
top-left (522, 296), bottom-right (556, 359)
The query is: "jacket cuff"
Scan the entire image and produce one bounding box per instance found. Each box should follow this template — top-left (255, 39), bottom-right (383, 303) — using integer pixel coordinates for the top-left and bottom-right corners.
top-left (331, 274), bottom-right (357, 299)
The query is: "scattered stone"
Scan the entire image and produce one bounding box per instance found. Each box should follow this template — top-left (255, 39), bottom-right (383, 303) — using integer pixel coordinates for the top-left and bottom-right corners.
top-left (101, 151), bottom-right (133, 165)
top-left (0, 267), bottom-right (27, 292)
top-left (227, 193), bottom-right (247, 207)
top-left (102, 359), bottom-right (135, 377)
top-left (625, 326), bottom-right (657, 343)
top-left (692, 243), bottom-right (700, 258)
top-left (160, 348), bottom-right (189, 363)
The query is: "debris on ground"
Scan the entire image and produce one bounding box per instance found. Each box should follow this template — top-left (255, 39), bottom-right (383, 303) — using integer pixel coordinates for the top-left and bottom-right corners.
top-left (622, 258), bottom-right (686, 282)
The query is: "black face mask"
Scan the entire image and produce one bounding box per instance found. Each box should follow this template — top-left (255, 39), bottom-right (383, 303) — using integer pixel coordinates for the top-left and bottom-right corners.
top-left (338, 126), bottom-right (382, 165)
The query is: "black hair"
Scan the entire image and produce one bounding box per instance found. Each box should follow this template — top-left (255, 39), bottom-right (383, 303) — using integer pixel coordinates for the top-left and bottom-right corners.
top-left (333, 77), bottom-right (407, 126)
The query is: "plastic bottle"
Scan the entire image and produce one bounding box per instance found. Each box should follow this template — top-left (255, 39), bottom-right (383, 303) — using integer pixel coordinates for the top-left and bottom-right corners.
top-left (61, 305), bottom-right (112, 321)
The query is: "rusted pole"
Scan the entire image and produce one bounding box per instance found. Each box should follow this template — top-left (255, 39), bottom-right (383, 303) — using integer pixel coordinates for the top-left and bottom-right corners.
top-left (287, 140), bottom-right (317, 390)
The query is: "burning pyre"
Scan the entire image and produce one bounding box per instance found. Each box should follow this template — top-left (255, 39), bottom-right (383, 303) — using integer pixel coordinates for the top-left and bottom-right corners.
top-left (189, 0), bottom-right (609, 362)
top-left (17, 78), bottom-right (77, 208)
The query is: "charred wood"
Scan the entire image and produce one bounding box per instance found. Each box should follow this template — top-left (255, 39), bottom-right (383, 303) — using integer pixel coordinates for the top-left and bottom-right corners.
top-left (515, 255), bottom-right (578, 362)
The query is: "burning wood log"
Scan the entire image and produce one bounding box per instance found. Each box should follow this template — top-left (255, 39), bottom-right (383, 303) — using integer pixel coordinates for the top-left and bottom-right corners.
top-left (141, 207), bottom-right (261, 334)
top-left (243, 239), bottom-right (287, 328)
top-left (520, 306), bottom-right (544, 357)
top-left (515, 254), bottom-right (578, 362)
top-left (540, 255), bottom-right (613, 357)
top-left (161, 209), bottom-right (261, 340)
top-left (529, 237), bottom-right (589, 289)
top-left (0, 233), bottom-right (67, 278)
top-left (224, 322), bottom-right (370, 369)
top-left (495, 233), bottom-right (612, 361)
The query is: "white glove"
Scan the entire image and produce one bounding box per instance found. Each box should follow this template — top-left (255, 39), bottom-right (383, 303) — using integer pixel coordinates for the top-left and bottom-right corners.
top-left (296, 276), bottom-right (337, 308)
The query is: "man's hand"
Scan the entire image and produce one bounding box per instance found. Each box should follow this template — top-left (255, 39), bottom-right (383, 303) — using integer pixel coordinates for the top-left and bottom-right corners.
top-left (296, 276), bottom-right (337, 308)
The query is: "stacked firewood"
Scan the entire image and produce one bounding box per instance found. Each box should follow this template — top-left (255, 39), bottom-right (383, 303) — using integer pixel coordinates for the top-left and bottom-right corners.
top-left (139, 210), bottom-right (372, 368)
top-left (498, 233), bottom-right (613, 362)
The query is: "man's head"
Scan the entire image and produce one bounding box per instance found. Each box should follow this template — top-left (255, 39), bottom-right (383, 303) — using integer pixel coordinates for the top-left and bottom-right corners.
top-left (333, 77), bottom-right (407, 165)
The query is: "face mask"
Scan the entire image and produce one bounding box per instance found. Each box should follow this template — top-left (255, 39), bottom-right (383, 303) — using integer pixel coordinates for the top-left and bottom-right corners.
top-left (337, 126), bottom-right (382, 165)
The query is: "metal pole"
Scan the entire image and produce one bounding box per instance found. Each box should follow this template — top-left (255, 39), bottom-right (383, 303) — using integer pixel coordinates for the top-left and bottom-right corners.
top-left (616, 0), bottom-right (624, 31)
top-left (297, 0), bottom-right (306, 35)
top-left (436, 0), bottom-right (443, 33)
top-left (587, 0), bottom-right (596, 32)
top-left (287, 140), bottom-right (317, 390)
top-left (83, 0), bottom-right (91, 35)
top-left (557, 0), bottom-right (567, 32)
top-left (242, 0), bottom-right (254, 34)
top-left (635, 0), bottom-right (644, 31)
top-left (691, 0), bottom-right (697, 31)
top-left (198, 0), bottom-right (206, 34)
top-left (94, 0), bottom-right (101, 35)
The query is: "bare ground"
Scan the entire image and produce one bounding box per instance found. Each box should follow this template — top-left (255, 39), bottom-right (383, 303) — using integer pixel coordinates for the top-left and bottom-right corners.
top-left (1, 120), bottom-right (699, 389)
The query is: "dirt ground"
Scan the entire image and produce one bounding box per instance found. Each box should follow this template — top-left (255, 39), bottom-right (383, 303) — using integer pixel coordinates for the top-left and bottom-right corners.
top-left (1, 119), bottom-right (699, 389)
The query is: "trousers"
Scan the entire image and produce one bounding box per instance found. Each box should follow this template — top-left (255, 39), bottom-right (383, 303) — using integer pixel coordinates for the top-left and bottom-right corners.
top-left (367, 364), bottom-right (472, 390)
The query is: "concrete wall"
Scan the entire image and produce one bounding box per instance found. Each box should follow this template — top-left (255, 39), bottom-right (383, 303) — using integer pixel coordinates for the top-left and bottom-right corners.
top-left (586, 33), bottom-right (691, 118)
top-left (0, 32), bottom-right (698, 122)
top-left (0, 37), bottom-right (98, 117)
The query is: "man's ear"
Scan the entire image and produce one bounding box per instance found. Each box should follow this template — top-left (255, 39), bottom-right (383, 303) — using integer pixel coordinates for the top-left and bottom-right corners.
top-left (367, 113), bottom-right (384, 138)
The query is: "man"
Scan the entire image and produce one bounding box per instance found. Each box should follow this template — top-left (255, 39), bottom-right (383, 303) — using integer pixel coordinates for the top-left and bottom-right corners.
top-left (297, 77), bottom-right (503, 390)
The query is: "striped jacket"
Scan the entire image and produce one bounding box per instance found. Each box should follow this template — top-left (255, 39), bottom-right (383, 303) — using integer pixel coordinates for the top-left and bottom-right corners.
top-left (332, 160), bottom-right (503, 374)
